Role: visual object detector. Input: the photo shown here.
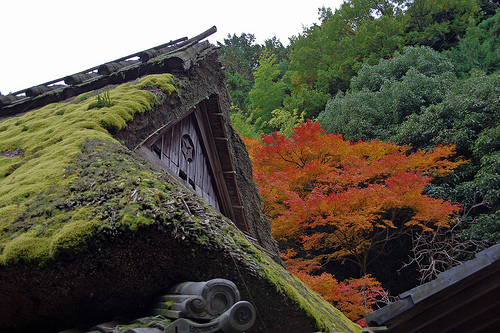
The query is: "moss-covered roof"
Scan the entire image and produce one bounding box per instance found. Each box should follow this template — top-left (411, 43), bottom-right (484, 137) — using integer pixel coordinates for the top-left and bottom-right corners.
top-left (0, 75), bottom-right (176, 265)
top-left (0, 34), bottom-right (360, 332)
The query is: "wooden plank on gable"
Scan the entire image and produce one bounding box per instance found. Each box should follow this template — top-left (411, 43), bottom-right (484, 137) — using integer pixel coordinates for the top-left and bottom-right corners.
top-left (170, 123), bottom-right (180, 175)
top-left (203, 96), bottom-right (249, 231)
top-left (178, 118), bottom-right (188, 179)
top-left (162, 127), bottom-right (172, 161)
top-left (193, 105), bottom-right (235, 222)
top-left (186, 114), bottom-right (198, 185)
top-left (194, 120), bottom-right (208, 196)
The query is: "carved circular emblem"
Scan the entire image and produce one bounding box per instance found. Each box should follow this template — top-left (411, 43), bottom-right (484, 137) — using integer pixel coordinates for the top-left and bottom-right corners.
top-left (181, 134), bottom-right (195, 163)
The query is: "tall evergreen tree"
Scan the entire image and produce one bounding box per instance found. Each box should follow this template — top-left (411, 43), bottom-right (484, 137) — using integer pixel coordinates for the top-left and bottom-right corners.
top-left (217, 33), bottom-right (261, 108)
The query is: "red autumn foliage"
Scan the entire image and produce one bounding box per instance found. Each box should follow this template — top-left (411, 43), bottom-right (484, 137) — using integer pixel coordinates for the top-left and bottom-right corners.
top-left (244, 121), bottom-right (464, 276)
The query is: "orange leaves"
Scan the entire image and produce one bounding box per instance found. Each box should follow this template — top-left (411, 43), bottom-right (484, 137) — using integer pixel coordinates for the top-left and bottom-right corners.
top-left (293, 269), bottom-right (386, 323)
top-left (256, 120), bottom-right (348, 171)
top-left (284, 250), bottom-right (387, 323)
top-left (242, 137), bottom-right (260, 161)
top-left (245, 121), bottom-right (464, 275)
top-left (382, 170), bottom-right (461, 229)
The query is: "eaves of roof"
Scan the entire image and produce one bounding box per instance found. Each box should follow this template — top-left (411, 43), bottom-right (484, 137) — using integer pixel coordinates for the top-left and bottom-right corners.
top-left (364, 243), bottom-right (500, 333)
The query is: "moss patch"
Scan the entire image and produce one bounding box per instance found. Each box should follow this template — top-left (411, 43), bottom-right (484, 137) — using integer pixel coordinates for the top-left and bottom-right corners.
top-left (0, 74), bottom-right (176, 265)
top-left (215, 225), bottom-right (362, 333)
top-left (0, 138), bottom-right (186, 266)
top-left (258, 254), bottom-right (361, 332)
top-left (136, 74), bottom-right (177, 94)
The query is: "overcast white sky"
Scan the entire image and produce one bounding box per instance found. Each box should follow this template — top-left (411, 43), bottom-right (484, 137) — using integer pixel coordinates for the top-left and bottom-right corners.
top-left (0, 0), bottom-right (343, 94)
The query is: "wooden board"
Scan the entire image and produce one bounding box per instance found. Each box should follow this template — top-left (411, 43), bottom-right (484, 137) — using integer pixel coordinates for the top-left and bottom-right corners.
top-left (150, 112), bottom-right (219, 210)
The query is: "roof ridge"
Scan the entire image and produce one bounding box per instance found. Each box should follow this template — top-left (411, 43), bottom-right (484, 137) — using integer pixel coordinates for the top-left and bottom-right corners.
top-left (0, 26), bottom-right (217, 117)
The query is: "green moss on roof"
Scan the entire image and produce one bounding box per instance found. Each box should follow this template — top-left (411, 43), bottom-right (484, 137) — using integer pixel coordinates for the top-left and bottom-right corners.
top-left (135, 74), bottom-right (177, 94)
top-left (0, 74), bottom-right (177, 265)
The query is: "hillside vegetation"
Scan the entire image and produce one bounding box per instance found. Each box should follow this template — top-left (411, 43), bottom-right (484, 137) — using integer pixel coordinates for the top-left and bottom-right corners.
top-left (218, 0), bottom-right (500, 323)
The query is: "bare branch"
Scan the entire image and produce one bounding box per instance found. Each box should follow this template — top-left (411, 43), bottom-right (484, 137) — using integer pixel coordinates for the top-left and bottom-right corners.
top-left (399, 204), bottom-right (489, 284)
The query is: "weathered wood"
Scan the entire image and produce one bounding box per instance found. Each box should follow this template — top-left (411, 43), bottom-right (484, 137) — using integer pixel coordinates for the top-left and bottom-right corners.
top-left (139, 27), bottom-right (215, 64)
top-left (138, 96), bottom-right (249, 233)
top-left (173, 26), bottom-right (217, 51)
top-left (25, 85), bottom-right (65, 97)
top-left (98, 60), bottom-right (140, 75)
top-left (193, 105), bottom-right (237, 225)
top-left (195, 133), bottom-right (205, 192)
top-left (149, 108), bottom-right (224, 219)
top-left (164, 41), bottom-right (211, 71)
top-left (0, 95), bottom-right (21, 107)
top-left (177, 119), bottom-right (188, 180)
top-left (171, 123), bottom-right (181, 169)
top-left (139, 37), bottom-right (188, 62)
top-left (366, 244), bottom-right (500, 333)
top-left (139, 49), bottom-right (162, 62)
top-left (162, 127), bottom-right (172, 165)
top-left (3, 28), bottom-right (214, 105)
top-left (64, 72), bottom-right (99, 85)
top-left (149, 111), bottom-right (222, 211)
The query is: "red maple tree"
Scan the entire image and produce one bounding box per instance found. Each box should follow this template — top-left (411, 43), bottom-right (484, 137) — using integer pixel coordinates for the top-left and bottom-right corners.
top-left (244, 121), bottom-right (464, 276)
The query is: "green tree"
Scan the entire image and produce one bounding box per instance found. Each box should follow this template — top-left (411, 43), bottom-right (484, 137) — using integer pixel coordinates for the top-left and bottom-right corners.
top-left (448, 10), bottom-right (500, 77)
top-left (262, 36), bottom-right (289, 66)
top-left (249, 50), bottom-right (286, 131)
top-left (404, 0), bottom-right (482, 51)
top-left (395, 71), bottom-right (500, 153)
top-left (318, 46), bottom-right (456, 141)
top-left (477, 0), bottom-right (500, 19)
top-left (229, 105), bottom-right (262, 140)
top-left (217, 33), bottom-right (261, 108)
top-left (284, 1), bottom-right (407, 119)
top-left (267, 109), bottom-right (305, 137)
top-left (395, 71), bottom-right (500, 246)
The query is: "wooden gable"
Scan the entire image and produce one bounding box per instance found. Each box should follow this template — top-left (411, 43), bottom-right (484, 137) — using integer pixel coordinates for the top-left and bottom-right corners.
top-left (137, 94), bottom-right (248, 232)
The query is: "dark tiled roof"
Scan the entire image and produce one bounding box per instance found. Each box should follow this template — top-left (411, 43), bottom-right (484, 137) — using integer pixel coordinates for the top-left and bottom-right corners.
top-left (364, 243), bottom-right (500, 333)
top-left (0, 26), bottom-right (217, 118)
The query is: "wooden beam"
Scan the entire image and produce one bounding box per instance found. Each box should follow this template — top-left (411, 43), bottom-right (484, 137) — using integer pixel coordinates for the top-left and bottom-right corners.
top-left (193, 102), bottom-right (238, 228)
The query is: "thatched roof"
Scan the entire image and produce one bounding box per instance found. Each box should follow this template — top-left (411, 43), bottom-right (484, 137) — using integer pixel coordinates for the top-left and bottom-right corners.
top-left (0, 28), bottom-right (360, 333)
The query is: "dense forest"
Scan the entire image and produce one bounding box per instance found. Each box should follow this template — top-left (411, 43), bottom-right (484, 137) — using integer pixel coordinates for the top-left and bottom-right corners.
top-left (217, 0), bottom-right (500, 324)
